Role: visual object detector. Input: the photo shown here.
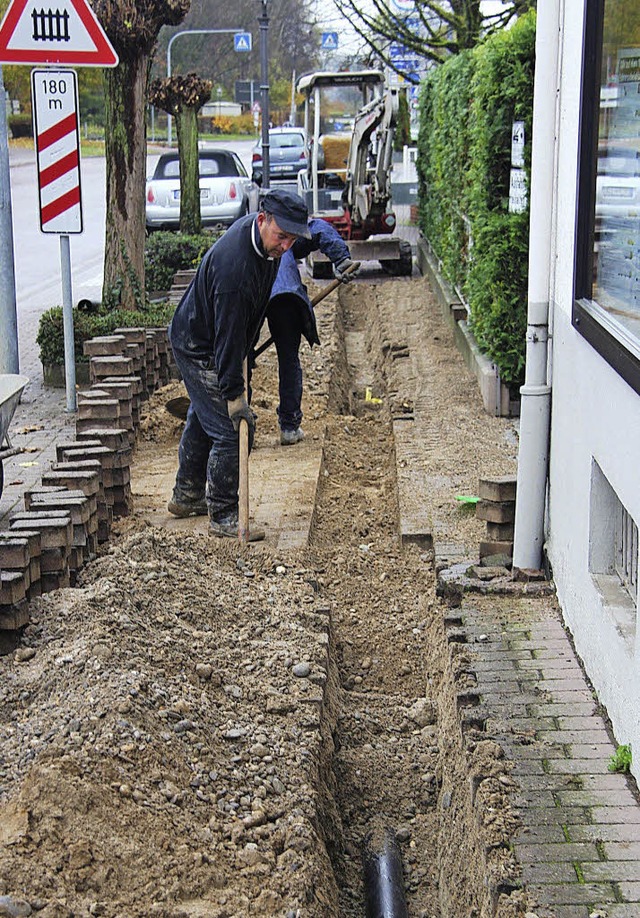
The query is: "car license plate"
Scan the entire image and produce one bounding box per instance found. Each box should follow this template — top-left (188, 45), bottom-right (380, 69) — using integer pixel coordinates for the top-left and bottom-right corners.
top-left (172, 189), bottom-right (211, 200)
top-left (273, 164), bottom-right (288, 172)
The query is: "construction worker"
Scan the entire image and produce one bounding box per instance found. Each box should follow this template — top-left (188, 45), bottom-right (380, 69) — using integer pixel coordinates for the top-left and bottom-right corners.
top-left (167, 188), bottom-right (312, 539)
top-left (267, 220), bottom-right (355, 445)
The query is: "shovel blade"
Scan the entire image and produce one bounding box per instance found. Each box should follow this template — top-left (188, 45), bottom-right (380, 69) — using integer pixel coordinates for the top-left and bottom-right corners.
top-left (165, 396), bottom-right (191, 420)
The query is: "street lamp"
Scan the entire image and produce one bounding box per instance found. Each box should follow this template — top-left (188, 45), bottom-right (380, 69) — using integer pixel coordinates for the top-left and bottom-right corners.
top-left (258, 0), bottom-right (270, 189)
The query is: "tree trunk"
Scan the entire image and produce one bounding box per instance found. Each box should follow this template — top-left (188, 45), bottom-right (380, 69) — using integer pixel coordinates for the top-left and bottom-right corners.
top-left (176, 107), bottom-right (201, 235)
top-left (102, 55), bottom-right (149, 310)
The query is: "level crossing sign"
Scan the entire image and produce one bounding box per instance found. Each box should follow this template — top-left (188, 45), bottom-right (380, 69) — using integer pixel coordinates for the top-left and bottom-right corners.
top-left (31, 69), bottom-right (83, 233)
top-left (0, 0), bottom-right (118, 66)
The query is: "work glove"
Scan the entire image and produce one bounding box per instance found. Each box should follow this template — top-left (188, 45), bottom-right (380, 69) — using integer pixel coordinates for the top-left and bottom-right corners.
top-left (333, 257), bottom-right (357, 282)
top-left (227, 395), bottom-right (255, 435)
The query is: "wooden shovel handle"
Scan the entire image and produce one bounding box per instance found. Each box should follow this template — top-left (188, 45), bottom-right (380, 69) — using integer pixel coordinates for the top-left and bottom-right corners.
top-left (238, 357), bottom-right (250, 543)
top-left (238, 418), bottom-right (249, 543)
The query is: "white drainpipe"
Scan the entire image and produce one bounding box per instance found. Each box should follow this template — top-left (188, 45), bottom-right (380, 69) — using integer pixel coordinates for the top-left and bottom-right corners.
top-left (512, 0), bottom-right (561, 571)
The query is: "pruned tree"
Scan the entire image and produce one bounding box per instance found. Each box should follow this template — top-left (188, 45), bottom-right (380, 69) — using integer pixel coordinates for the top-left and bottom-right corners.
top-left (330, 0), bottom-right (536, 78)
top-left (149, 73), bottom-right (212, 234)
top-left (91, 0), bottom-right (190, 309)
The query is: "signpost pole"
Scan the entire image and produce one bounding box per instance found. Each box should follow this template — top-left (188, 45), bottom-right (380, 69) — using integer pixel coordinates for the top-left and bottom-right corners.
top-left (258, 0), bottom-right (270, 189)
top-left (0, 63), bottom-right (19, 374)
top-left (59, 234), bottom-right (77, 411)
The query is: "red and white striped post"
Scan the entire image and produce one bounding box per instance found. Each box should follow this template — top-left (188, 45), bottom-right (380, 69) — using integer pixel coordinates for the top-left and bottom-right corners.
top-left (31, 68), bottom-right (83, 411)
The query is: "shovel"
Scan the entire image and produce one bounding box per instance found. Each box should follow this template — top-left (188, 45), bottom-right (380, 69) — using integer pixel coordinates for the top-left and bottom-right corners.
top-left (164, 262), bottom-right (360, 422)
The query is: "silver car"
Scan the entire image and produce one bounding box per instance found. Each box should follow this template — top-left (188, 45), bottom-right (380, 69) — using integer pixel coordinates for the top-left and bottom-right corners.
top-left (146, 149), bottom-right (259, 230)
top-left (251, 127), bottom-right (307, 183)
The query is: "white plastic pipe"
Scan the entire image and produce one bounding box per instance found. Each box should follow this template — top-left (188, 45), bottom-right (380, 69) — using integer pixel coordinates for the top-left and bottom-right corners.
top-left (512, 0), bottom-right (560, 571)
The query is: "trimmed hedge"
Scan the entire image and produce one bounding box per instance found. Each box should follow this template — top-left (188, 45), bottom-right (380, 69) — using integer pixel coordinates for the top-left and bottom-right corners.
top-left (8, 113), bottom-right (33, 138)
top-left (145, 230), bottom-right (219, 292)
top-left (417, 10), bottom-right (536, 389)
top-left (36, 302), bottom-right (176, 368)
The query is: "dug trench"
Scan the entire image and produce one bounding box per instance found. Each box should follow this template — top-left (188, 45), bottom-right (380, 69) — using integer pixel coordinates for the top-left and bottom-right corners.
top-left (0, 271), bottom-right (527, 916)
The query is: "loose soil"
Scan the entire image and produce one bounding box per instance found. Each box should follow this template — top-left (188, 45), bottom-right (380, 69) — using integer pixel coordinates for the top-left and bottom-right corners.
top-left (0, 271), bottom-right (529, 917)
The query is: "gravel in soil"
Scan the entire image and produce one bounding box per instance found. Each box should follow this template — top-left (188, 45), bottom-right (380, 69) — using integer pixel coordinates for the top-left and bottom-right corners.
top-left (0, 273), bottom-right (530, 917)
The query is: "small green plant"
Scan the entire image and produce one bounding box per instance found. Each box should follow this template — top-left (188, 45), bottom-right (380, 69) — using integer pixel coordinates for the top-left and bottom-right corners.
top-left (608, 743), bottom-right (632, 774)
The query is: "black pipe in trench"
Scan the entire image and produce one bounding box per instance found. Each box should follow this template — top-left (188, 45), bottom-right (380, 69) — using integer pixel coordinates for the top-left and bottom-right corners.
top-left (362, 826), bottom-right (409, 918)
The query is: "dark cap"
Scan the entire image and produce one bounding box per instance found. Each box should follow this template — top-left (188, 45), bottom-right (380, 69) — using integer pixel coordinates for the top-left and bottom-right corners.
top-left (261, 188), bottom-right (311, 239)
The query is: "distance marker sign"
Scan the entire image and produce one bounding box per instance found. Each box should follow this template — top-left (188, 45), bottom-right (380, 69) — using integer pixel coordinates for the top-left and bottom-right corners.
top-left (0, 0), bottom-right (118, 66)
top-left (32, 69), bottom-right (83, 233)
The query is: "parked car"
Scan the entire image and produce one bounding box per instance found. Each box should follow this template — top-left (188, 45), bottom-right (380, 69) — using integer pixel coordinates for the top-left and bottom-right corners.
top-left (251, 127), bottom-right (307, 183)
top-left (145, 149), bottom-right (259, 231)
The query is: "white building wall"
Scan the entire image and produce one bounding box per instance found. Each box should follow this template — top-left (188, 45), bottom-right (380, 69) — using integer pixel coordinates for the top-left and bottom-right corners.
top-left (544, 2), bottom-right (640, 776)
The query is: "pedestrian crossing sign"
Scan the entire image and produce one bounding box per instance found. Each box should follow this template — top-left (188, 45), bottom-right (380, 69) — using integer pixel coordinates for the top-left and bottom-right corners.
top-left (234, 32), bottom-right (252, 52)
top-left (321, 32), bottom-right (338, 51)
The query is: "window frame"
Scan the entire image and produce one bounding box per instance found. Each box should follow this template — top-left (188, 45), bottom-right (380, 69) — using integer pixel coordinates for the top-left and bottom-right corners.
top-left (572, 0), bottom-right (640, 397)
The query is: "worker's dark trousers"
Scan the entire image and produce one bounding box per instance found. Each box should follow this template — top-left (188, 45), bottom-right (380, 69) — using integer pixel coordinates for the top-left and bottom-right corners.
top-left (170, 348), bottom-right (253, 522)
top-left (267, 296), bottom-right (303, 432)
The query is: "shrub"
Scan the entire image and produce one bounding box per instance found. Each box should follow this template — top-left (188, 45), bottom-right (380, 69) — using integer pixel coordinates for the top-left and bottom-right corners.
top-left (417, 10), bottom-right (536, 391)
top-left (145, 230), bottom-right (217, 292)
top-left (36, 302), bottom-right (175, 367)
top-left (8, 113), bottom-right (33, 138)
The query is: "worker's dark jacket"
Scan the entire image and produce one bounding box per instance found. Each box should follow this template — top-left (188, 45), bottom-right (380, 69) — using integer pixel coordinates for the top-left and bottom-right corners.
top-left (169, 214), bottom-right (308, 401)
top-left (269, 218), bottom-right (350, 346)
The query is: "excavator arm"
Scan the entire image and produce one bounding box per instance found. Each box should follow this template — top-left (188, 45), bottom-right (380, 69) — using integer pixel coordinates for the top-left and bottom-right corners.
top-left (345, 87), bottom-right (399, 225)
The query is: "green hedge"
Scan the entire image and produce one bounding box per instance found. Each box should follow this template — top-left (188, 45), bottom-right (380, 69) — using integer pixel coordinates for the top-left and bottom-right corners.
top-left (8, 113), bottom-right (33, 138)
top-left (145, 230), bottom-right (219, 292)
top-left (36, 303), bottom-right (176, 367)
top-left (417, 10), bottom-right (536, 389)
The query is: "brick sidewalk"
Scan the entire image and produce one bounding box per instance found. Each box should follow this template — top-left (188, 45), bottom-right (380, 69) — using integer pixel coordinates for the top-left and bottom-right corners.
top-left (455, 595), bottom-right (640, 917)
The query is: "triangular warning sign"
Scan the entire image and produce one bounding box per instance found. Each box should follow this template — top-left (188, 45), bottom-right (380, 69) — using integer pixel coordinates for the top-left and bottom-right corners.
top-left (0, 0), bottom-right (119, 67)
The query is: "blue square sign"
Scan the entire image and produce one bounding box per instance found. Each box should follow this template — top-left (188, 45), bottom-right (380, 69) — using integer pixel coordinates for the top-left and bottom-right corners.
top-left (321, 32), bottom-right (338, 51)
top-left (234, 32), bottom-right (252, 52)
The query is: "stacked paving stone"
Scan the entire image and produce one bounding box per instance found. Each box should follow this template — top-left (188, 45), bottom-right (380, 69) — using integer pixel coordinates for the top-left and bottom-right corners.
top-left (0, 324), bottom-right (179, 628)
top-left (476, 475), bottom-right (516, 562)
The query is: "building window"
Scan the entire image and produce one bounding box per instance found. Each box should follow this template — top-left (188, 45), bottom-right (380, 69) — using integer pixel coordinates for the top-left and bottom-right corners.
top-left (574, 0), bottom-right (640, 395)
top-left (589, 460), bottom-right (638, 649)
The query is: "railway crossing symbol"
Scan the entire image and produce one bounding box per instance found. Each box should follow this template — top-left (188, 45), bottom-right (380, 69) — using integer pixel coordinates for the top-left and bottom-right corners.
top-left (0, 0), bottom-right (118, 66)
top-left (31, 69), bottom-right (83, 234)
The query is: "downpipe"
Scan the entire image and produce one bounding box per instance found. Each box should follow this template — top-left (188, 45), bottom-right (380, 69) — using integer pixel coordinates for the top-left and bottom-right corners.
top-left (512, 0), bottom-right (560, 572)
top-left (362, 826), bottom-right (409, 918)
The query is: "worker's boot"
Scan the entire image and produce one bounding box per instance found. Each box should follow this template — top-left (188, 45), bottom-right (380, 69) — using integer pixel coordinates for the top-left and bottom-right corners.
top-left (280, 427), bottom-right (304, 446)
top-left (209, 512), bottom-right (265, 542)
top-left (168, 496), bottom-right (208, 517)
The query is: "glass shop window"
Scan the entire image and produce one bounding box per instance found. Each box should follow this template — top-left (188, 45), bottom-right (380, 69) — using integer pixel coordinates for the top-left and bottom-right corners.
top-left (574, 0), bottom-right (640, 394)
